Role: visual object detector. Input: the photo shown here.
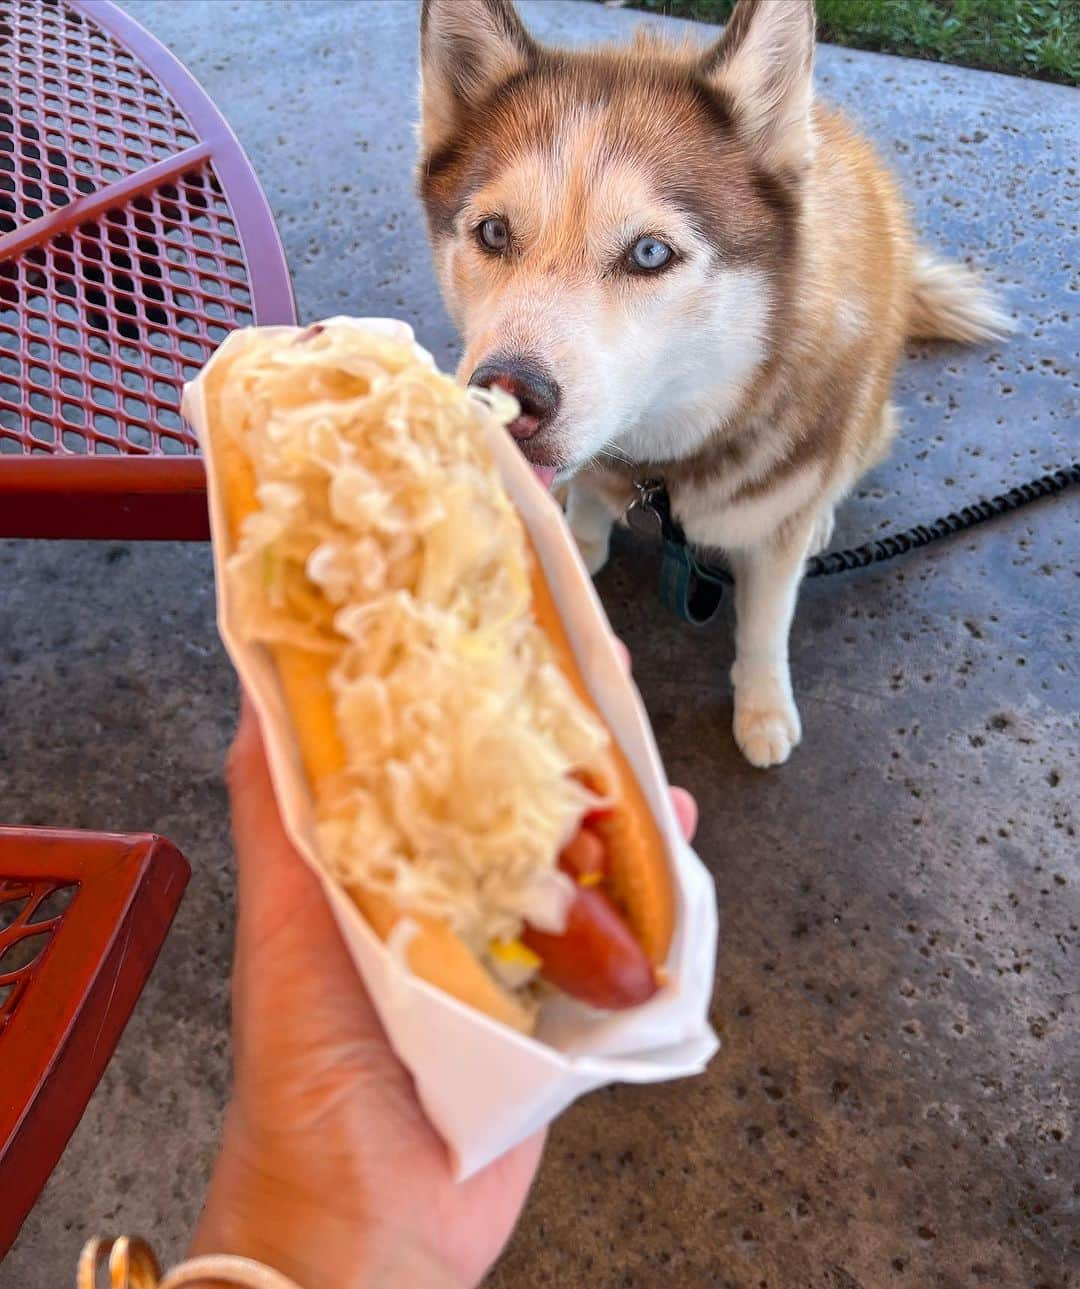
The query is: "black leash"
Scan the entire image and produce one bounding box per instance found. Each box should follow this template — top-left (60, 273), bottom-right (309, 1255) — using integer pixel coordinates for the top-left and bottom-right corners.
top-left (626, 462), bottom-right (1080, 627)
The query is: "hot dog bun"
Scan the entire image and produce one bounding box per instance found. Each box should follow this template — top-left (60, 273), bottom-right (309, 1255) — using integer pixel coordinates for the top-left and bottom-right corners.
top-left (203, 350), bottom-right (534, 1034)
top-left (197, 321), bottom-right (673, 1032)
top-left (525, 549), bottom-right (675, 966)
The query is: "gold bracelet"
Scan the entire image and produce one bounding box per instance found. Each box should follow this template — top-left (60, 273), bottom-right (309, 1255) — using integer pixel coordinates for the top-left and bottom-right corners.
top-left (78, 1238), bottom-right (305, 1289)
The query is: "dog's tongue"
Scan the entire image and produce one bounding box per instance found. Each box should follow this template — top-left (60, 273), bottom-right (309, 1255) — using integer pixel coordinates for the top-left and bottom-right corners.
top-left (531, 465), bottom-right (558, 490)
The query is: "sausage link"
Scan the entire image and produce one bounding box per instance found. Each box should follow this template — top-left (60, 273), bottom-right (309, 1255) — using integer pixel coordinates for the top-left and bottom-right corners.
top-left (523, 885), bottom-right (657, 1010)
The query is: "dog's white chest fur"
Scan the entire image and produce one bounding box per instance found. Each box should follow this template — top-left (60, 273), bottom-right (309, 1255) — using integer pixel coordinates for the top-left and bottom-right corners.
top-left (677, 461), bottom-right (826, 552)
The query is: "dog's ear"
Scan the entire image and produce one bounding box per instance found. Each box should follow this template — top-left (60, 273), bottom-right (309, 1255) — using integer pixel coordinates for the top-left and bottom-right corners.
top-left (700, 0), bottom-right (816, 172)
top-left (419, 0), bottom-right (535, 152)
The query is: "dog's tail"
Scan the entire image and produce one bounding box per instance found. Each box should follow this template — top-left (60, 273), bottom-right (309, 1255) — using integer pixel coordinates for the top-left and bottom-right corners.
top-left (907, 249), bottom-right (1013, 344)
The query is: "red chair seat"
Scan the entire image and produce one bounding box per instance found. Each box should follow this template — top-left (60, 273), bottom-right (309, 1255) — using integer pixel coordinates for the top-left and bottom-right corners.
top-left (0, 828), bottom-right (190, 1257)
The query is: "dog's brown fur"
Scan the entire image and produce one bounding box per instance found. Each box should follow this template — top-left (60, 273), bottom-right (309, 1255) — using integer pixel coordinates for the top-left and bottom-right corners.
top-left (417, 0), bottom-right (1009, 766)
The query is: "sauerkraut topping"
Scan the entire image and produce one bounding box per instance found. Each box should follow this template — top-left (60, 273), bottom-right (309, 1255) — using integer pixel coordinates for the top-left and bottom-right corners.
top-left (220, 322), bottom-right (612, 953)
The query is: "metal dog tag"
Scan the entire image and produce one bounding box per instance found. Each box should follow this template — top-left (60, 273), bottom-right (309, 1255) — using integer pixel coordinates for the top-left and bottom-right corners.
top-left (626, 478), bottom-right (665, 538)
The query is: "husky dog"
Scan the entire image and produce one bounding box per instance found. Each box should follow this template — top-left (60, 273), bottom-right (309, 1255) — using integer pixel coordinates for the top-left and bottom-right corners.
top-left (416, 0), bottom-right (1008, 766)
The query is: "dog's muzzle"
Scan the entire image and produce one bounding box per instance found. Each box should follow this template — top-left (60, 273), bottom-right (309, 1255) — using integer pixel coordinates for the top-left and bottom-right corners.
top-left (469, 357), bottom-right (561, 442)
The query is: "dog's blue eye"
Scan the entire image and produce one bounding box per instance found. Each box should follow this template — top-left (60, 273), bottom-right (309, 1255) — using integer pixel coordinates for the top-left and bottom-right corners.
top-left (478, 217), bottom-right (509, 252)
top-left (629, 236), bottom-right (674, 272)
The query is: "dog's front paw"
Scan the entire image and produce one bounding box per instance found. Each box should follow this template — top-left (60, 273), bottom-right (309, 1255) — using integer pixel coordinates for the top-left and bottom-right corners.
top-left (734, 705), bottom-right (801, 767)
top-left (731, 666), bottom-right (802, 767)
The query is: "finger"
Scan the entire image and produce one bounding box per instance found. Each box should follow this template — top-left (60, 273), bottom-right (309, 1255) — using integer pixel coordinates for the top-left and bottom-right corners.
top-left (670, 787), bottom-right (698, 842)
top-left (611, 637), bottom-right (631, 675)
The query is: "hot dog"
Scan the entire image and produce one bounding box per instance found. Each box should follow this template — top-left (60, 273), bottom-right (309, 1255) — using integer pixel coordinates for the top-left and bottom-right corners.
top-left (523, 881), bottom-right (656, 1010)
top-left (193, 320), bottom-right (674, 1033)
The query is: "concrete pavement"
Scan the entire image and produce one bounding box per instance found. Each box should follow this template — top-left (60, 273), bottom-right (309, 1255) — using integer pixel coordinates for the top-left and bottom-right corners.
top-left (2, 3), bottom-right (1077, 1285)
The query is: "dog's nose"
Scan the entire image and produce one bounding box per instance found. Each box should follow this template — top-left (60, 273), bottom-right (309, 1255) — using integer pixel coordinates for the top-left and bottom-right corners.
top-left (469, 358), bottom-right (561, 441)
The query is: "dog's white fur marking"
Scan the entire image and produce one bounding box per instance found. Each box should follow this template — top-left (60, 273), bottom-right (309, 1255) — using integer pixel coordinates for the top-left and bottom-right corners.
top-left (681, 461), bottom-right (825, 552)
top-left (566, 479), bottom-right (619, 576)
top-left (612, 268), bottom-right (772, 466)
top-left (808, 504), bottom-right (835, 556)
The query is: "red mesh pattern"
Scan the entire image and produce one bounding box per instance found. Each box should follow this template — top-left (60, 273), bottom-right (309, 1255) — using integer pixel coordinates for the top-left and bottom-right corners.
top-left (1, 167), bottom-right (253, 456)
top-left (0, 0), bottom-right (199, 233)
top-left (0, 831), bottom-right (190, 1258)
top-left (0, 878), bottom-right (77, 1035)
top-left (0, 0), bottom-right (293, 536)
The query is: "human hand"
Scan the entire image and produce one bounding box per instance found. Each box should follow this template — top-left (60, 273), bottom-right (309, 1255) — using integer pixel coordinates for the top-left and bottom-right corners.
top-left (193, 677), bottom-right (697, 1288)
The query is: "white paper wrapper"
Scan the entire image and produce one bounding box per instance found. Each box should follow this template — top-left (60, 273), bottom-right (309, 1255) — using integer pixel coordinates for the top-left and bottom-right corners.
top-left (184, 317), bottom-right (719, 1180)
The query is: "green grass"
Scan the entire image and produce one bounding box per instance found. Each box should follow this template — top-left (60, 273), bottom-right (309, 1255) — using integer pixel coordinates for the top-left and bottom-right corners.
top-left (607, 0), bottom-right (1079, 86)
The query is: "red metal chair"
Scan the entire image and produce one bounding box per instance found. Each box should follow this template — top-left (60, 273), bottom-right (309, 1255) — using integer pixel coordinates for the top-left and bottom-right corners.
top-left (0, 830), bottom-right (190, 1258)
top-left (0, 0), bottom-right (296, 1256)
